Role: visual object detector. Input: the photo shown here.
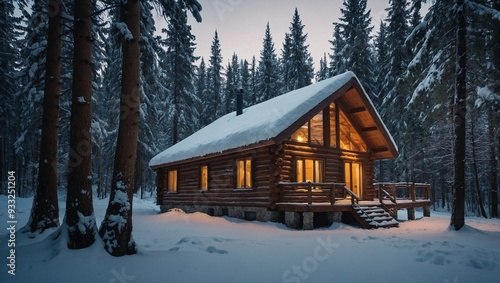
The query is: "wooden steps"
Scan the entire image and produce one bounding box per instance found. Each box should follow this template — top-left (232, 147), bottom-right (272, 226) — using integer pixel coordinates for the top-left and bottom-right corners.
top-left (349, 204), bottom-right (399, 229)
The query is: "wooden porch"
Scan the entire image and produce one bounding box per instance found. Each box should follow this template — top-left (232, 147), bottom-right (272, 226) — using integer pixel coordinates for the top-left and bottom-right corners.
top-left (275, 182), bottom-right (431, 228)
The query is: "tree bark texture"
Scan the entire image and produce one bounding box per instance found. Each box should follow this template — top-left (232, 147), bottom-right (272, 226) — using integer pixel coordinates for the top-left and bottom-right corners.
top-left (27, 0), bottom-right (63, 233)
top-left (99, 0), bottom-right (141, 256)
top-left (66, 0), bottom-right (97, 249)
top-left (450, 0), bottom-right (466, 230)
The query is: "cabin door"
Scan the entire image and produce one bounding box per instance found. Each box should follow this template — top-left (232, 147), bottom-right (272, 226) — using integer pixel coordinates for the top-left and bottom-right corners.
top-left (344, 161), bottom-right (362, 198)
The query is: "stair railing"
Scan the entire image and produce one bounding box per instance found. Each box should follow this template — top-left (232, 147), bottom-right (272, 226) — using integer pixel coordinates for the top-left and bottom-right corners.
top-left (343, 186), bottom-right (360, 205)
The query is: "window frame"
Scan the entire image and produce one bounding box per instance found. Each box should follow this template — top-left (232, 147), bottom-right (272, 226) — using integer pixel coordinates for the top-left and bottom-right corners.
top-left (200, 165), bottom-right (208, 191)
top-left (295, 158), bottom-right (324, 183)
top-left (236, 158), bottom-right (252, 189)
top-left (167, 169), bottom-right (178, 193)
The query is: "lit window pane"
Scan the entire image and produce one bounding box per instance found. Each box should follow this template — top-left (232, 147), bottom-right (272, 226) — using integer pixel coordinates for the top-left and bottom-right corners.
top-left (339, 109), bottom-right (367, 152)
top-left (237, 160), bottom-right (244, 188)
top-left (330, 103), bottom-right (337, 147)
top-left (245, 160), bottom-right (252, 188)
top-left (296, 160), bottom-right (304, 182)
top-left (291, 122), bottom-right (309, 143)
top-left (310, 112), bottom-right (323, 145)
top-left (305, 159), bottom-right (313, 182)
top-left (201, 166), bottom-right (208, 190)
top-left (314, 160), bottom-right (323, 182)
top-left (237, 159), bottom-right (252, 188)
top-left (168, 170), bottom-right (177, 192)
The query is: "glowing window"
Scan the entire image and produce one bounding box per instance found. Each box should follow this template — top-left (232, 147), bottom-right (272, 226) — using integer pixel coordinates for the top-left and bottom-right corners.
top-left (167, 170), bottom-right (177, 193)
top-left (296, 159), bottom-right (324, 183)
top-left (201, 166), bottom-right (208, 191)
top-left (236, 159), bottom-right (252, 188)
top-left (291, 111), bottom-right (324, 145)
top-left (330, 103), bottom-right (337, 147)
top-left (339, 109), bottom-right (367, 152)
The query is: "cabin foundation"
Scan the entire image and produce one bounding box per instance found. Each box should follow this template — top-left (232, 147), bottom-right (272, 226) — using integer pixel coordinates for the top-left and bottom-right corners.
top-left (160, 204), bottom-right (280, 222)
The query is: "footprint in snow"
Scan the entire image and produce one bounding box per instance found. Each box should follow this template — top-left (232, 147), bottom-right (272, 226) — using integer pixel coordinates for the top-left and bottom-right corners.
top-left (206, 246), bottom-right (228, 254)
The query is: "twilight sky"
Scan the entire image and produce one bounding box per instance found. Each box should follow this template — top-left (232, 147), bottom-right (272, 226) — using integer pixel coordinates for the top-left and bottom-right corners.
top-left (175, 0), bottom-right (430, 71)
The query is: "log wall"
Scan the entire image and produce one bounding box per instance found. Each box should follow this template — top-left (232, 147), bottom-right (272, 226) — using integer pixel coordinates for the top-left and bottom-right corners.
top-left (156, 146), bottom-right (274, 207)
top-left (155, 142), bottom-right (378, 208)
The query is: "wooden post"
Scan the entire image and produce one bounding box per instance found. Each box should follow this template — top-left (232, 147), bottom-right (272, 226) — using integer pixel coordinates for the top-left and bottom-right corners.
top-left (407, 207), bottom-right (416, 220)
top-left (330, 184), bottom-right (335, 204)
top-left (307, 182), bottom-right (312, 205)
top-left (423, 206), bottom-right (431, 217)
top-left (411, 183), bottom-right (416, 202)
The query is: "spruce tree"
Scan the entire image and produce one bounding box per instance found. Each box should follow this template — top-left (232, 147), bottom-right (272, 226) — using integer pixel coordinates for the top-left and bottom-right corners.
top-left (66, 0), bottom-right (97, 249)
top-left (281, 8), bottom-right (314, 92)
top-left (195, 58), bottom-right (207, 129)
top-left (329, 24), bottom-right (345, 76)
top-left (14, 0), bottom-right (47, 194)
top-left (257, 22), bottom-right (280, 102)
top-left (335, 0), bottom-right (375, 95)
top-left (163, 1), bottom-right (198, 144)
top-left (224, 53), bottom-right (239, 114)
top-left (25, 0), bottom-right (63, 234)
top-left (316, 53), bottom-right (329, 82)
top-left (239, 59), bottom-right (252, 106)
top-left (1, 0), bottom-right (22, 194)
top-left (203, 30), bottom-right (224, 125)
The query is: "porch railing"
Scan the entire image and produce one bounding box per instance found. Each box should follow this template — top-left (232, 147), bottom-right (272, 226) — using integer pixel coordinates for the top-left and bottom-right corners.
top-left (278, 182), bottom-right (359, 205)
top-left (374, 182), bottom-right (431, 203)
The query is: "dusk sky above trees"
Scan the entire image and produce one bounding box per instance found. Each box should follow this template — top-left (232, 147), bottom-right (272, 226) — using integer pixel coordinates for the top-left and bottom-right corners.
top-left (182, 0), bottom-right (430, 68)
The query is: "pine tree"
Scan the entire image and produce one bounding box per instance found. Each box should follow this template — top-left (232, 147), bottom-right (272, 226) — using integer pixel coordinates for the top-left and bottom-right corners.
top-left (377, 0), bottom-right (413, 182)
top-left (0, 0), bottom-right (22, 194)
top-left (25, 0), bottom-right (63, 234)
top-left (256, 22), bottom-right (280, 102)
top-left (250, 56), bottom-right (258, 104)
top-left (136, 1), bottom-right (168, 195)
top-left (374, 20), bottom-right (389, 106)
top-left (195, 58), bottom-right (207, 128)
top-left (239, 59), bottom-right (252, 106)
top-left (99, 0), bottom-right (203, 256)
top-left (203, 30), bottom-right (224, 125)
top-left (224, 53), bottom-right (239, 114)
top-left (163, 1), bottom-right (198, 144)
top-left (328, 24), bottom-right (345, 76)
top-left (281, 8), bottom-right (314, 93)
top-left (66, 0), bottom-right (97, 249)
top-left (336, 0), bottom-right (375, 95)
top-left (450, 0), bottom-right (467, 230)
top-left (14, 0), bottom-right (48, 195)
top-left (99, 0), bottom-right (141, 256)
top-left (95, 6), bottom-right (122, 199)
top-left (316, 53), bottom-right (329, 82)
top-left (91, 0), bottom-right (114, 200)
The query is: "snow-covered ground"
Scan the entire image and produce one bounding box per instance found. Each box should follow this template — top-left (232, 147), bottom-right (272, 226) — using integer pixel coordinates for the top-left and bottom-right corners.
top-left (1, 195), bottom-right (499, 283)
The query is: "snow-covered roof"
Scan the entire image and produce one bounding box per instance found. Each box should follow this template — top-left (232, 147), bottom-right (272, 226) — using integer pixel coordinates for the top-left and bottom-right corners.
top-left (150, 71), bottom-right (396, 168)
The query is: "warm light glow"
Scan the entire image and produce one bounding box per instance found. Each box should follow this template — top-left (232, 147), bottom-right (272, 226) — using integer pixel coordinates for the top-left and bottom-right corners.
top-left (168, 170), bottom-right (177, 192)
top-left (237, 159), bottom-right (252, 188)
top-left (296, 159), bottom-right (323, 183)
top-left (201, 166), bottom-right (208, 190)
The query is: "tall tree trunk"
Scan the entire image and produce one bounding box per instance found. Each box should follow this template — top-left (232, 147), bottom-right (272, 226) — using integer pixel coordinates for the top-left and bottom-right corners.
top-left (489, 111), bottom-right (498, 218)
top-left (99, 0), bottom-right (141, 256)
top-left (65, 0), bottom-right (97, 249)
top-left (450, 0), bottom-right (466, 230)
top-left (25, 0), bottom-right (63, 234)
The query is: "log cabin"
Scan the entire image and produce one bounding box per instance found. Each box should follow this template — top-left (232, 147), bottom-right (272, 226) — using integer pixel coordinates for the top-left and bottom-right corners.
top-left (150, 71), bottom-right (431, 229)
